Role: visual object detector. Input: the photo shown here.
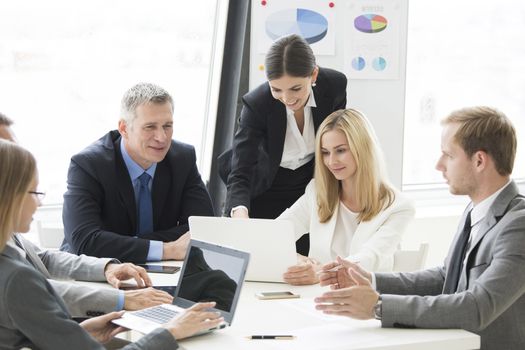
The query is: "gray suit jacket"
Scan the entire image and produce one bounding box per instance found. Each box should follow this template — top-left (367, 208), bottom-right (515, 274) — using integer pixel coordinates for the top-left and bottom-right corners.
top-left (18, 235), bottom-right (120, 317)
top-left (0, 244), bottom-right (178, 350)
top-left (376, 181), bottom-right (525, 350)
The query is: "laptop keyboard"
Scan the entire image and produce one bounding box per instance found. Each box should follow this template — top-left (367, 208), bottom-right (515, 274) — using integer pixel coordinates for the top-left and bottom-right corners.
top-left (132, 306), bottom-right (179, 324)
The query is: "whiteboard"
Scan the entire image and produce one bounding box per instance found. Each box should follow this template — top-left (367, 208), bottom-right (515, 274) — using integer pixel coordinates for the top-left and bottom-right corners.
top-left (249, 0), bottom-right (409, 187)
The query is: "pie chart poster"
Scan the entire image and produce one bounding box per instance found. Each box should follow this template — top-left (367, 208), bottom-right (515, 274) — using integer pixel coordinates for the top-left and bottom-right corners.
top-left (344, 0), bottom-right (401, 80)
top-left (253, 0), bottom-right (336, 56)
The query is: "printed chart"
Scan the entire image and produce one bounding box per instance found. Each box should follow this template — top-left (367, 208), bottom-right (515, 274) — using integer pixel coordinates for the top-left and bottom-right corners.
top-left (344, 0), bottom-right (401, 80)
top-left (354, 14), bottom-right (388, 33)
top-left (265, 8), bottom-right (328, 44)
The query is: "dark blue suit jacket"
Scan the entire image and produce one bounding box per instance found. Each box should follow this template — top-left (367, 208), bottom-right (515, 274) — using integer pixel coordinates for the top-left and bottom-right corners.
top-left (218, 67), bottom-right (347, 215)
top-left (61, 130), bottom-right (214, 263)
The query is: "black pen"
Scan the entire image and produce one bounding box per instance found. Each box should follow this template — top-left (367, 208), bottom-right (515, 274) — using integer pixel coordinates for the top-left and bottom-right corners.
top-left (246, 335), bottom-right (295, 340)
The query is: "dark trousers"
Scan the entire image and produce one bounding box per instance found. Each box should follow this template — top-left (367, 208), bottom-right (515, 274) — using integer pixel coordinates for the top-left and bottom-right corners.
top-left (250, 160), bottom-right (314, 256)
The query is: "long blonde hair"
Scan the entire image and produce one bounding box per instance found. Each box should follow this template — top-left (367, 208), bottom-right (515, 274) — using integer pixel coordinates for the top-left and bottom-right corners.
top-left (0, 140), bottom-right (36, 251)
top-left (314, 109), bottom-right (394, 222)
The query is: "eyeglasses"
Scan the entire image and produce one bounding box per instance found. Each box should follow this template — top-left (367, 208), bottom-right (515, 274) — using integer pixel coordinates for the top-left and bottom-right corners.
top-left (28, 191), bottom-right (46, 201)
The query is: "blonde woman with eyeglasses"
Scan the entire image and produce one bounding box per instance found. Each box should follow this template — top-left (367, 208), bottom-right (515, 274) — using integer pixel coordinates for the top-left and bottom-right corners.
top-left (0, 139), bottom-right (222, 349)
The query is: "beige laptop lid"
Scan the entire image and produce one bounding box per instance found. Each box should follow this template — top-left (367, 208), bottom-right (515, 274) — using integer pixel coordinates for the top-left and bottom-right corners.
top-left (189, 216), bottom-right (297, 282)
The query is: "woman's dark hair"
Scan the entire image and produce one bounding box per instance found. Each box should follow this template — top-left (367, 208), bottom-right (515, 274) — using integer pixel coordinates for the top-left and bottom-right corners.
top-left (264, 34), bottom-right (316, 80)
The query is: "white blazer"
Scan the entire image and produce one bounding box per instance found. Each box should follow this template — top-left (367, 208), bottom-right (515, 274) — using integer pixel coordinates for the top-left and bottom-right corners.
top-left (278, 180), bottom-right (415, 271)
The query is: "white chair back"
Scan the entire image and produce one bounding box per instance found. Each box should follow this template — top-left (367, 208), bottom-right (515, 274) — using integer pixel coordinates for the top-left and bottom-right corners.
top-left (393, 243), bottom-right (429, 272)
top-left (36, 221), bottom-right (64, 249)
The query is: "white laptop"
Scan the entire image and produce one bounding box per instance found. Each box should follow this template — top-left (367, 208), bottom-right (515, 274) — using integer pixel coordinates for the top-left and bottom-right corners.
top-left (112, 239), bottom-right (250, 334)
top-left (189, 216), bottom-right (297, 283)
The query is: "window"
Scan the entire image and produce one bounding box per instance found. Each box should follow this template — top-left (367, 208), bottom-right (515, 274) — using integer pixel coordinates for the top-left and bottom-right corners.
top-left (0, 0), bottom-right (226, 204)
top-left (403, 1), bottom-right (525, 187)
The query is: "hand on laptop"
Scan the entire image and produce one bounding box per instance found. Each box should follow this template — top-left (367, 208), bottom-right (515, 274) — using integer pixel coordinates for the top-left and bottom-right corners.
top-left (163, 302), bottom-right (224, 340)
top-left (283, 254), bottom-right (322, 285)
top-left (318, 256), bottom-right (371, 289)
top-left (105, 262), bottom-right (152, 288)
top-left (163, 232), bottom-right (191, 260)
top-left (123, 287), bottom-right (174, 310)
top-left (80, 311), bottom-right (127, 343)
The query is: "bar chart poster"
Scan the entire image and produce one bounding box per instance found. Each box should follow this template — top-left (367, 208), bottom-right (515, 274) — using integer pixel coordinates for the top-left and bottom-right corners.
top-left (344, 0), bottom-right (401, 79)
top-left (253, 0), bottom-right (336, 56)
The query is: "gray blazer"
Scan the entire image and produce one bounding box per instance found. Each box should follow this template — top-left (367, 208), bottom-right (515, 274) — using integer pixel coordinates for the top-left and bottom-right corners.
top-left (0, 244), bottom-right (178, 350)
top-left (17, 235), bottom-right (121, 317)
top-left (376, 181), bottom-right (525, 350)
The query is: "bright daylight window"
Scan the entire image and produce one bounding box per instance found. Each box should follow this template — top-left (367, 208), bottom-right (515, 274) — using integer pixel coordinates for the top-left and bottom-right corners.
top-left (403, 1), bottom-right (525, 188)
top-left (0, 0), bottom-right (222, 204)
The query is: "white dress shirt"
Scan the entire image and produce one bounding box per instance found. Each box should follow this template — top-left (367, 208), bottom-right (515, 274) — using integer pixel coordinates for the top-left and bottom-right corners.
top-left (279, 88), bottom-right (317, 170)
top-left (468, 180), bottom-right (511, 243)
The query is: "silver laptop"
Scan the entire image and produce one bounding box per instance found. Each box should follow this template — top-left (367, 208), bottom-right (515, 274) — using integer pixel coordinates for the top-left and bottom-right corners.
top-left (112, 239), bottom-right (250, 334)
top-left (189, 216), bottom-right (297, 283)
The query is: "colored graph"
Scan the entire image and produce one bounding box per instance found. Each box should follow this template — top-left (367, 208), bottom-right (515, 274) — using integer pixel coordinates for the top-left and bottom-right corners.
top-left (266, 8), bottom-right (328, 44)
top-left (351, 57), bottom-right (365, 71)
top-left (354, 14), bottom-right (388, 34)
top-left (372, 57), bottom-right (387, 71)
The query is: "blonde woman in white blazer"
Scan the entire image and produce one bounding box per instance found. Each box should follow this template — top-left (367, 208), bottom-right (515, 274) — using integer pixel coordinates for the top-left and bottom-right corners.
top-left (278, 109), bottom-right (415, 285)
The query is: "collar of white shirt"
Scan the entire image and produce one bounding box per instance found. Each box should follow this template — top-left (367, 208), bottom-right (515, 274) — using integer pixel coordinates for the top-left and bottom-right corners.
top-left (280, 89), bottom-right (317, 170)
top-left (469, 180), bottom-right (512, 240)
top-left (284, 87), bottom-right (317, 113)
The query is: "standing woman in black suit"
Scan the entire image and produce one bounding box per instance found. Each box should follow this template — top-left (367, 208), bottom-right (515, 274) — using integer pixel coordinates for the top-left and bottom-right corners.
top-left (219, 34), bottom-right (347, 255)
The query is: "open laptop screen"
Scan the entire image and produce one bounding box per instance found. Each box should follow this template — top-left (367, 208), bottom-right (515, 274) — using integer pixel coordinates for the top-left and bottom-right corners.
top-left (174, 240), bottom-right (250, 324)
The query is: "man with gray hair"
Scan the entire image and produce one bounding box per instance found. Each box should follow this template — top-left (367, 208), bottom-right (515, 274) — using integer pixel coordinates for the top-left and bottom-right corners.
top-left (61, 83), bottom-right (214, 263)
top-left (0, 111), bottom-right (173, 318)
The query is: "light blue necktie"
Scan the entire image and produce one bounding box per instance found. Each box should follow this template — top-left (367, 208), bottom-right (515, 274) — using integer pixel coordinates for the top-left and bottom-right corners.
top-left (137, 172), bottom-right (153, 235)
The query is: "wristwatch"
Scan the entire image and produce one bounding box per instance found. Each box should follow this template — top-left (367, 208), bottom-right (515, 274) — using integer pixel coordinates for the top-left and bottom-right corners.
top-left (373, 295), bottom-right (383, 320)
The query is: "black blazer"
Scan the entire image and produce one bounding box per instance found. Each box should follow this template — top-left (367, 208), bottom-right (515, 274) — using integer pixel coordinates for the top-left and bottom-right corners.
top-left (219, 67), bottom-right (347, 215)
top-left (61, 130), bottom-right (214, 263)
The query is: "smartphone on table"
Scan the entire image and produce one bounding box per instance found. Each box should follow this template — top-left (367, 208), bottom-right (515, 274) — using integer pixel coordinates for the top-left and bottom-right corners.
top-left (255, 291), bottom-right (300, 300)
top-left (137, 264), bottom-right (180, 274)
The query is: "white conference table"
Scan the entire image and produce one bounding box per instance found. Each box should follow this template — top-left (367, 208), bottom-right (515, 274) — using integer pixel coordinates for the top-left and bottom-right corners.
top-left (84, 261), bottom-right (480, 350)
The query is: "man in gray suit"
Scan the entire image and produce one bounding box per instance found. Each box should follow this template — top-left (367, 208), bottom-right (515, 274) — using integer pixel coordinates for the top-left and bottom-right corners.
top-left (0, 114), bottom-right (173, 317)
top-left (315, 106), bottom-right (525, 350)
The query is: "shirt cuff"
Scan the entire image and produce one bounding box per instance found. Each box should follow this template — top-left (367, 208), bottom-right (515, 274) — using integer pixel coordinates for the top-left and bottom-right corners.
top-left (147, 240), bottom-right (163, 261)
top-left (230, 205), bottom-right (248, 217)
top-left (371, 272), bottom-right (377, 290)
top-left (115, 290), bottom-right (125, 311)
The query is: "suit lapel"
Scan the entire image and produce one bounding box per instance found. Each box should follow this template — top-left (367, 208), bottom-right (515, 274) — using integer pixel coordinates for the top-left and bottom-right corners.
top-left (467, 182), bottom-right (519, 256)
top-left (456, 182), bottom-right (520, 291)
top-left (3, 241), bottom-right (35, 267)
top-left (267, 101), bottom-right (287, 166)
top-left (114, 138), bottom-right (138, 231)
top-left (14, 234), bottom-right (52, 278)
top-left (152, 160), bottom-right (170, 227)
top-left (312, 87), bottom-right (332, 131)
